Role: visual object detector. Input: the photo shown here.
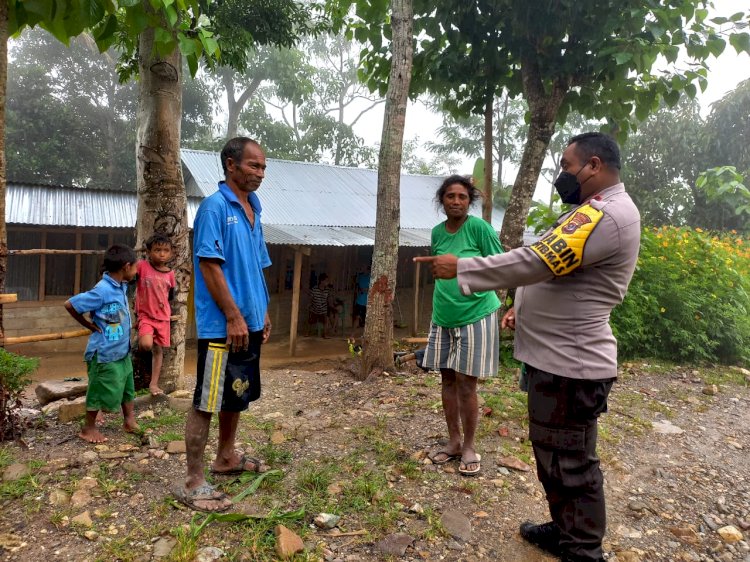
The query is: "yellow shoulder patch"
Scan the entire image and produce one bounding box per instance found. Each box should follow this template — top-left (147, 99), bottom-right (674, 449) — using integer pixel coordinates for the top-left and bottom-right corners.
top-left (530, 204), bottom-right (604, 276)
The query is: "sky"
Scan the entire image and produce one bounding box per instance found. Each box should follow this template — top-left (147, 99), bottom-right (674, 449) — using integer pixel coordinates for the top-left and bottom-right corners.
top-left (348, 0), bottom-right (750, 202)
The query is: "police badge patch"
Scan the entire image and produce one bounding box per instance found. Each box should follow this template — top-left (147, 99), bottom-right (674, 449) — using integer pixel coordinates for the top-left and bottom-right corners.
top-left (530, 204), bottom-right (604, 276)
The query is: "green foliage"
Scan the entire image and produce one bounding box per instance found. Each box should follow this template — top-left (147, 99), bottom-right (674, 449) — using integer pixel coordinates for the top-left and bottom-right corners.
top-left (526, 194), bottom-right (566, 235)
top-left (696, 166), bottom-right (750, 226)
top-left (0, 349), bottom-right (39, 441)
top-left (612, 227), bottom-right (750, 365)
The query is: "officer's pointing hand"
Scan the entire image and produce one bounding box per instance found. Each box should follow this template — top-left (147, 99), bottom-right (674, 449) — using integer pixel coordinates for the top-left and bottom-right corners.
top-left (413, 254), bottom-right (458, 279)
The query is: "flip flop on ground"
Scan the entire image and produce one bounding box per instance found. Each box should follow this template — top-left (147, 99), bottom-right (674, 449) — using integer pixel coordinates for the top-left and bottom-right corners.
top-left (428, 450), bottom-right (461, 465)
top-left (172, 483), bottom-right (232, 513)
top-left (459, 454), bottom-right (482, 476)
top-left (210, 454), bottom-right (267, 475)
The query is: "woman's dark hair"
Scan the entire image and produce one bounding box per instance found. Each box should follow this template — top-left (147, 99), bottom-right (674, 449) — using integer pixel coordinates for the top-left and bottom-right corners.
top-left (434, 174), bottom-right (481, 211)
top-left (102, 244), bottom-right (136, 273)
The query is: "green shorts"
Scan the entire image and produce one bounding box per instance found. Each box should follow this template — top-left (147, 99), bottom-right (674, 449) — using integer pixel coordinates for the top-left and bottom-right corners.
top-left (86, 355), bottom-right (135, 412)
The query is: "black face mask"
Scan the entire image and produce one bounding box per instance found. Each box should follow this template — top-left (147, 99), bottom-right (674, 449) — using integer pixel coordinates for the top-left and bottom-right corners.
top-left (553, 163), bottom-right (590, 205)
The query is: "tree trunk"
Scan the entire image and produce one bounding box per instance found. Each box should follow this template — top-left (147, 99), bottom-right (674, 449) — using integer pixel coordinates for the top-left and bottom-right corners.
top-left (360, 0), bottom-right (413, 380)
top-left (496, 93), bottom-right (509, 186)
top-left (223, 70), bottom-right (240, 140)
top-left (500, 57), bottom-right (568, 250)
top-left (135, 26), bottom-right (189, 392)
top-left (0, 3), bottom-right (7, 339)
top-left (482, 97), bottom-right (493, 223)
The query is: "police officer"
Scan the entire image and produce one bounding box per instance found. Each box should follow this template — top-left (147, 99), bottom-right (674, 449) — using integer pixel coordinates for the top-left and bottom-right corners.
top-left (415, 132), bottom-right (640, 562)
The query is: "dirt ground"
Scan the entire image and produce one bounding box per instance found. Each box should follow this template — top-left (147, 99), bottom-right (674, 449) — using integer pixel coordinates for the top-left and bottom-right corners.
top-left (1, 356), bottom-right (749, 562)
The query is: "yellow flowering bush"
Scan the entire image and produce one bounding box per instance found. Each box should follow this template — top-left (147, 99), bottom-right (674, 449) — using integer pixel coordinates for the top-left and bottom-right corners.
top-left (612, 226), bottom-right (750, 364)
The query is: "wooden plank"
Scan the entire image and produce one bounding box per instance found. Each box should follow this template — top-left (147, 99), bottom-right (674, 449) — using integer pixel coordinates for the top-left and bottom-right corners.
top-left (289, 248), bottom-right (303, 356)
top-left (411, 260), bottom-right (421, 337)
top-left (39, 232), bottom-right (47, 302)
top-left (0, 294), bottom-right (18, 304)
top-left (2, 328), bottom-right (91, 346)
top-left (402, 337), bottom-right (428, 344)
top-left (8, 249), bottom-right (106, 256)
top-left (74, 232), bottom-right (82, 294)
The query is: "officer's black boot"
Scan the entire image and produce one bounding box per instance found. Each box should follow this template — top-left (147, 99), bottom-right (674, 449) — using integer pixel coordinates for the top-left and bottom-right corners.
top-left (519, 521), bottom-right (561, 556)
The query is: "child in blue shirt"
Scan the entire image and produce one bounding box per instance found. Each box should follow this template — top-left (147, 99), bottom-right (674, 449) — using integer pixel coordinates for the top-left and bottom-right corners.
top-left (65, 244), bottom-right (139, 443)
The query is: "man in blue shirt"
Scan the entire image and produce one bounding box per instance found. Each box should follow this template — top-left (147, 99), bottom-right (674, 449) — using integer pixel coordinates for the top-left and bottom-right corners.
top-left (175, 137), bottom-right (273, 513)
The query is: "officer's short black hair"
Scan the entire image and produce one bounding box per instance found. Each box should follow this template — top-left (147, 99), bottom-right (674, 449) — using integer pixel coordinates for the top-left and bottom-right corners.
top-left (103, 244), bottom-right (136, 273)
top-left (435, 174), bottom-right (481, 210)
top-left (568, 132), bottom-right (621, 170)
top-left (145, 233), bottom-right (172, 250)
top-left (220, 137), bottom-right (261, 175)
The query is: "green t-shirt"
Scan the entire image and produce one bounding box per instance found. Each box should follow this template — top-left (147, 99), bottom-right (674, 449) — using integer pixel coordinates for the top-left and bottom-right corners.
top-left (431, 215), bottom-right (504, 328)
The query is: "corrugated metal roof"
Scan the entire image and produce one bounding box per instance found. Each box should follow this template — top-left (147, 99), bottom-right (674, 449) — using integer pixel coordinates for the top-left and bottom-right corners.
top-left (181, 149), bottom-right (507, 230)
top-left (7, 153), bottom-right (540, 247)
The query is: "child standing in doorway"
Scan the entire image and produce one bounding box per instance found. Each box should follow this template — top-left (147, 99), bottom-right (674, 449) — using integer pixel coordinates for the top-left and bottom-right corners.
top-left (136, 233), bottom-right (175, 396)
top-left (64, 244), bottom-right (139, 443)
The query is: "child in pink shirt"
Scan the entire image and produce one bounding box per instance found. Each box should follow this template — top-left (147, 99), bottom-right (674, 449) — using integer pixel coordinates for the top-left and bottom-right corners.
top-left (136, 234), bottom-right (175, 396)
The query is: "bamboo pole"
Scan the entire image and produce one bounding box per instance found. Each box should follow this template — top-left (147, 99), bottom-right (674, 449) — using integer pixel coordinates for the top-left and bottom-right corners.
top-left (2, 328), bottom-right (91, 346)
top-left (0, 293), bottom-right (16, 304)
top-left (9, 249), bottom-right (105, 256)
top-left (411, 260), bottom-right (420, 337)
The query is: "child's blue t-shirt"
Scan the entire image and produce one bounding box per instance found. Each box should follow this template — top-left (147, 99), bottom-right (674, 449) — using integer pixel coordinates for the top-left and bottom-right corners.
top-left (68, 273), bottom-right (131, 363)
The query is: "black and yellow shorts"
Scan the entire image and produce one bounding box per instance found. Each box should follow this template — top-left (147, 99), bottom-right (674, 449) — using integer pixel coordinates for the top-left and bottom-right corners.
top-left (192, 333), bottom-right (262, 413)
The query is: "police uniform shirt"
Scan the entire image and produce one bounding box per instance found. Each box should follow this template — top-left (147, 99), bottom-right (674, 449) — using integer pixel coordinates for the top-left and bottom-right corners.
top-left (456, 183), bottom-right (640, 380)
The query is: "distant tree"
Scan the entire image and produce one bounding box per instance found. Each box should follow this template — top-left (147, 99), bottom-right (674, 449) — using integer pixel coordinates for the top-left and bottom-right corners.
top-left (621, 98), bottom-right (705, 226)
top-left (357, 0), bottom-right (750, 248)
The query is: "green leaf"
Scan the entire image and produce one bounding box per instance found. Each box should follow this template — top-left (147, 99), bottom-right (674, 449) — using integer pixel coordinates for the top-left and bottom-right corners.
top-left (165, 4), bottom-right (178, 27)
top-left (695, 8), bottom-right (708, 22)
top-left (663, 89), bottom-right (680, 107)
top-left (614, 52), bottom-right (632, 65)
top-left (706, 37), bottom-right (726, 58)
top-left (93, 14), bottom-right (118, 44)
top-left (729, 33), bottom-right (750, 55)
top-left (22, 0), bottom-right (55, 21)
top-left (124, 5), bottom-right (149, 36)
top-left (684, 83), bottom-right (697, 99)
top-left (186, 53), bottom-right (199, 77)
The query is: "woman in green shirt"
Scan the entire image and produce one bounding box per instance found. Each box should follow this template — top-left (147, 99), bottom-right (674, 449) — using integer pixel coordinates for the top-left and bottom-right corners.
top-left (423, 175), bottom-right (504, 476)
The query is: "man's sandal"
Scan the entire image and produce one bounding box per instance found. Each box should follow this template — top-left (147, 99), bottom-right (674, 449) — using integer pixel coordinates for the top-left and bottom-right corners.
top-left (428, 450), bottom-right (461, 465)
top-left (459, 454), bottom-right (482, 477)
top-left (210, 454), bottom-right (267, 475)
top-left (172, 483), bottom-right (232, 513)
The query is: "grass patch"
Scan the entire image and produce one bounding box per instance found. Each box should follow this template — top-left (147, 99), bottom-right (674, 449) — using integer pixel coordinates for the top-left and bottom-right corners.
top-left (157, 430), bottom-right (183, 443)
top-left (702, 367), bottom-right (748, 387)
top-left (255, 442), bottom-right (293, 466)
top-left (138, 410), bottom-right (185, 432)
top-left (0, 447), bottom-right (15, 470)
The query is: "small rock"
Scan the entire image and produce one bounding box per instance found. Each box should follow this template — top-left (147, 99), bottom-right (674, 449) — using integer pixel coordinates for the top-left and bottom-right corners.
top-left (473, 511), bottom-right (489, 518)
top-left (326, 483), bottom-right (342, 495)
top-left (738, 520), bottom-right (750, 531)
top-left (263, 412), bottom-right (284, 420)
top-left (81, 451), bottom-right (98, 464)
top-left (152, 536), bottom-right (177, 558)
top-left (194, 546), bottom-right (225, 562)
top-left (275, 525), bottom-right (304, 559)
top-left (443, 465), bottom-right (456, 474)
top-left (165, 441), bottom-right (186, 454)
top-left (497, 455), bottom-right (531, 472)
top-left (702, 514), bottom-right (721, 531)
top-left (616, 551), bottom-right (642, 562)
top-left (35, 380), bottom-right (88, 406)
top-left (375, 533), bottom-right (414, 556)
top-left (99, 452), bottom-right (130, 460)
top-left (314, 513), bottom-right (341, 529)
top-left (270, 431), bottom-right (286, 445)
top-left (408, 503), bottom-right (424, 515)
top-left (668, 526), bottom-right (700, 544)
top-left (168, 396), bottom-right (192, 413)
top-left (3, 463), bottom-right (30, 481)
top-left (49, 489), bottom-right (70, 507)
top-left (170, 389), bottom-right (193, 399)
top-left (440, 510), bottom-right (472, 542)
top-left (71, 511), bottom-right (93, 528)
top-left (83, 530), bottom-right (99, 541)
top-left (70, 490), bottom-right (93, 508)
top-left (652, 420), bottom-right (684, 434)
top-left (703, 384), bottom-right (719, 396)
top-left (58, 397), bottom-right (87, 423)
top-left (490, 479), bottom-right (504, 488)
top-left (137, 410), bottom-right (155, 419)
top-left (718, 526), bottom-right (743, 542)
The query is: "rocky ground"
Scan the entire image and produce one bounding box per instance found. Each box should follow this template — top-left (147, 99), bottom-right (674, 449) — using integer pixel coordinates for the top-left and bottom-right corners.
top-left (1, 359), bottom-right (749, 562)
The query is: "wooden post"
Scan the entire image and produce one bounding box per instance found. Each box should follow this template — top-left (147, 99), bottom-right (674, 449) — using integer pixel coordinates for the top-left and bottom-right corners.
top-left (412, 260), bottom-right (421, 337)
top-left (289, 248), bottom-right (303, 356)
top-left (74, 232), bottom-right (82, 294)
top-left (39, 232), bottom-right (47, 301)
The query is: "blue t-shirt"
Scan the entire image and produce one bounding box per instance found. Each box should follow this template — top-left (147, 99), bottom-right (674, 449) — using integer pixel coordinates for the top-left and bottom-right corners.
top-left (193, 181), bottom-right (272, 338)
top-left (68, 273), bottom-right (131, 363)
top-left (355, 272), bottom-right (370, 306)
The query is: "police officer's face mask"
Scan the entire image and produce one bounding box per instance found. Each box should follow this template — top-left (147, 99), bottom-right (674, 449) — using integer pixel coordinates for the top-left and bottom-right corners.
top-left (553, 162), bottom-right (592, 205)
